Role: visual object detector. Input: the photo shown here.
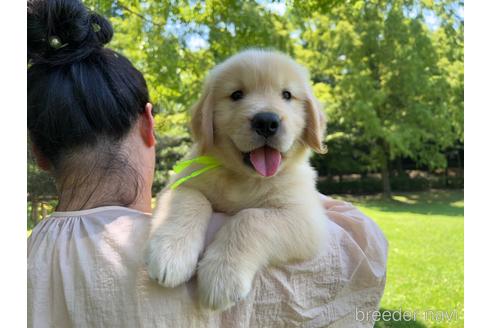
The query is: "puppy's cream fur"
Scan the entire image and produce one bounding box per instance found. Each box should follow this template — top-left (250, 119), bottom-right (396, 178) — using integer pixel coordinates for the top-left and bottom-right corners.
top-left (146, 49), bottom-right (328, 311)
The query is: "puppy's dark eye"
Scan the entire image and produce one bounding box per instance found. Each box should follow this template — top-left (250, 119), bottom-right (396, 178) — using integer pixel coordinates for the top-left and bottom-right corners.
top-left (282, 90), bottom-right (292, 100)
top-left (230, 90), bottom-right (244, 101)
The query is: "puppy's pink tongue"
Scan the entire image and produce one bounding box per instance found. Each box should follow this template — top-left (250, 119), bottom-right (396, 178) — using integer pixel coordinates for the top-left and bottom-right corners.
top-left (249, 146), bottom-right (282, 177)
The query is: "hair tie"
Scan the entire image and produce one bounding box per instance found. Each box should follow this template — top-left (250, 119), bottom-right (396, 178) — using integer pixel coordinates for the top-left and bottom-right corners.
top-left (48, 36), bottom-right (67, 49)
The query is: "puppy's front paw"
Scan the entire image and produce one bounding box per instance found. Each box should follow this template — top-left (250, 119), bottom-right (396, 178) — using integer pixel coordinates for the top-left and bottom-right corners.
top-left (145, 234), bottom-right (203, 288)
top-left (197, 256), bottom-right (255, 311)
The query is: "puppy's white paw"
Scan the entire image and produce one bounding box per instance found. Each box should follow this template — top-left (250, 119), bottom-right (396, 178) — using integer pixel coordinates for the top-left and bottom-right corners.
top-left (197, 256), bottom-right (255, 311)
top-left (145, 234), bottom-right (203, 288)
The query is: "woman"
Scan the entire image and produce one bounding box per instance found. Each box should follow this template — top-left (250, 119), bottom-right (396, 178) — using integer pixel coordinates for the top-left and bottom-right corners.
top-left (27, 0), bottom-right (388, 327)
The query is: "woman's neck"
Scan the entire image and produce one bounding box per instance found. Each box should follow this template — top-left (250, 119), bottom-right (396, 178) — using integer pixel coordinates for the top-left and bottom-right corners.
top-left (55, 174), bottom-right (152, 213)
top-left (56, 184), bottom-right (152, 213)
top-left (53, 144), bottom-right (154, 214)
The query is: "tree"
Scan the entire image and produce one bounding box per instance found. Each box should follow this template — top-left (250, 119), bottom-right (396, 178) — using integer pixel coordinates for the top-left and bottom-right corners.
top-left (293, 0), bottom-right (463, 197)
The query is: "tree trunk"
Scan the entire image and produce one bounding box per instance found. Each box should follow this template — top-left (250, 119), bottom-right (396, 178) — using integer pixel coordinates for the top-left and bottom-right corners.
top-left (31, 197), bottom-right (39, 226)
top-left (42, 203), bottom-right (48, 220)
top-left (381, 156), bottom-right (392, 198)
top-left (376, 138), bottom-right (392, 198)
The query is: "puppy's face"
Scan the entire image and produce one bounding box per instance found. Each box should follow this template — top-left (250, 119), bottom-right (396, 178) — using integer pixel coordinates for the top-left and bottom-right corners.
top-left (191, 50), bottom-right (325, 177)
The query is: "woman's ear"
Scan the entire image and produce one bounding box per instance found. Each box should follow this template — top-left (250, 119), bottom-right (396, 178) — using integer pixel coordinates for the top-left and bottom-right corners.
top-left (31, 144), bottom-right (51, 171)
top-left (303, 89), bottom-right (327, 154)
top-left (140, 103), bottom-right (156, 147)
top-left (190, 83), bottom-right (214, 153)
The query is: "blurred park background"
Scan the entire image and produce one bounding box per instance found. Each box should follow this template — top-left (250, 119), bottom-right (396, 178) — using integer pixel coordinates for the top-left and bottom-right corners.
top-left (27, 0), bottom-right (463, 326)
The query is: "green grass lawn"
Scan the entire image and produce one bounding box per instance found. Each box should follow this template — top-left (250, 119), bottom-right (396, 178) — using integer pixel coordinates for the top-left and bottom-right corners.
top-left (336, 190), bottom-right (464, 328)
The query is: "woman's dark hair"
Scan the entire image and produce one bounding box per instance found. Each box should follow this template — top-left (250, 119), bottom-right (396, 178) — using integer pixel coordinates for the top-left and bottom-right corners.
top-left (27, 0), bottom-right (150, 207)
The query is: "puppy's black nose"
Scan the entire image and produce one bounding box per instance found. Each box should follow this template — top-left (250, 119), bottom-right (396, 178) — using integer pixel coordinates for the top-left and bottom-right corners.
top-left (251, 112), bottom-right (280, 138)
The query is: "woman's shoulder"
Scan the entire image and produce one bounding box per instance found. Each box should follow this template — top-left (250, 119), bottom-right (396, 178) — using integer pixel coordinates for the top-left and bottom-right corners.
top-left (28, 206), bottom-right (153, 327)
top-left (234, 196), bottom-right (388, 327)
top-left (28, 206), bottom-right (152, 256)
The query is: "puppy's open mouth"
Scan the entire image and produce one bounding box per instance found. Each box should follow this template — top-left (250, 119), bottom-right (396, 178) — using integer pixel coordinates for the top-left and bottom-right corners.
top-left (242, 146), bottom-right (282, 177)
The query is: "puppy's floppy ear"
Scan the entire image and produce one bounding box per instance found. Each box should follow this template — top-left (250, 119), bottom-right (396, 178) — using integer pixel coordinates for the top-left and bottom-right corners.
top-left (303, 89), bottom-right (327, 154)
top-left (190, 83), bottom-right (214, 153)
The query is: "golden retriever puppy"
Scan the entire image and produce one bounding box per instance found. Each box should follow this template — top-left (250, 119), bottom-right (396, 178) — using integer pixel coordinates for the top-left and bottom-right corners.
top-left (146, 49), bottom-right (328, 311)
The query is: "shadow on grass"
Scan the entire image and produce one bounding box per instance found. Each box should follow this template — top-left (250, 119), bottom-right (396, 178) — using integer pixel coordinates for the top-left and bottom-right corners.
top-left (373, 308), bottom-right (427, 328)
top-left (338, 189), bottom-right (464, 217)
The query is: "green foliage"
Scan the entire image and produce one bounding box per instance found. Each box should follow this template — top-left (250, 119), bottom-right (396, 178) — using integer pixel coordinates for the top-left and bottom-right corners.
top-left (84, 1), bottom-right (464, 189)
top-left (28, 0), bottom-right (463, 199)
top-left (296, 0), bottom-right (463, 182)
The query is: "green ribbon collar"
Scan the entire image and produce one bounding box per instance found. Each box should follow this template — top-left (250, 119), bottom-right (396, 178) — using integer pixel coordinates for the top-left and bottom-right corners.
top-left (169, 156), bottom-right (221, 189)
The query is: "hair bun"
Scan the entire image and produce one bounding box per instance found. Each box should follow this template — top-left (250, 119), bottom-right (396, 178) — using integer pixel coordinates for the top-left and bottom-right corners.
top-left (28, 0), bottom-right (114, 66)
